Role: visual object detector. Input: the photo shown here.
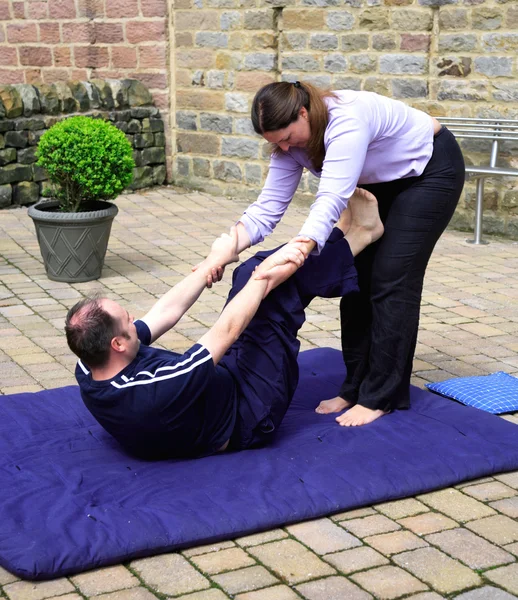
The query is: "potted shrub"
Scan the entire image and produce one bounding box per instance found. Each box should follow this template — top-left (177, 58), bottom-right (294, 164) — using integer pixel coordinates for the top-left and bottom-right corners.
top-left (28, 115), bottom-right (134, 283)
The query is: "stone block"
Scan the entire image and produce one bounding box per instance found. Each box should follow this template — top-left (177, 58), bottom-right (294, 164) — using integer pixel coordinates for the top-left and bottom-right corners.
top-left (282, 33), bottom-right (308, 50)
top-left (287, 519), bottom-right (362, 555)
top-left (474, 57), bottom-right (513, 77)
top-left (326, 11), bottom-right (355, 30)
top-left (439, 8), bottom-right (469, 29)
top-left (175, 10), bottom-right (219, 31)
top-left (90, 80), bottom-right (115, 110)
top-left (322, 54), bottom-right (346, 73)
top-left (418, 0), bottom-right (458, 5)
top-left (177, 132), bottom-right (219, 155)
top-left (284, 8), bottom-right (326, 30)
top-left (245, 164), bottom-right (262, 185)
top-left (350, 55), bottom-right (377, 73)
top-left (205, 70), bottom-right (226, 89)
top-left (392, 78), bottom-right (428, 98)
top-left (0, 148), bottom-right (16, 166)
top-left (439, 34), bottom-right (478, 52)
top-left (0, 183), bottom-right (11, 208)
top-left (200, 113), bottom-right (232, 134)
top-left (283, 55), bottom-right (320, 71)
top-left (141, 147), bottom-right (166, 166)
top-left (52, 81), bottom-right (77, 113)
top-left (244, 53), bottom-right (276, 71)
top-left (193, 157), bottom-right (211, 177)
top-left (341, 34), bottom-right (369, 52)
top-left (244, 9), bottom-right (275, 29)
top-left (177, 90), bottom-right (224, 111)
top-left (225, 93), bottom-right (248, 113)
top-left (14, 118), bottom-right (46, 132)
top-left (333, 76), bottom-right (362, 90)
top-left (12, 84), bottom-right (41, 117)
top-left (310, 33), bottom-right (338, 50)
top-left (128, 120), bottom-right (142, 134)
top-left (213, 159), bottom-right (242, 182)
top-left (134, 133), bottom-right (155, 149)
top-left (371, 33), bottom-right (396, 50)
top-left (129, 166), bottom-right (154, 189)
top-left (13, 181), bottom-right (39, 205)
top-left (392, 8), bottom-right (433, 30)
top-left (6, 23), bottom-right (38, 44)
top-left (473, 7), bottom-right (503, 29)
top-left (360, 8), bottom-right (389, 29)
top-left (222, 137), bottom-right (259, 159)
top-left (0, 163), bottom-right (32, 185)
top-left (221, 11), bottom-right (241, 31)
top-left (492, 82), bottom-right (518, 102)
top-left (380, 55), bottom-right (428, 75)
top-left (482, 33), bottom-right (518, 53)
top-left (20, 46), bottom-right (52, 67)
top-left (0, 85), bottom-right (23, 118)
top-left (115, 121), bottom-right (129, 133)
top-left (130, 107), bottom-right (157, 119)
top-left (437, 57), bottom-right (472, 77)
top-left (364, 77), bottom-right (391, 95)
top-left (401, 33), bottom-right (431, 51)
top-left (196, 32), bottom-right (228, 48)
top-left (0, 120), bottom-right (14, 133)
top-left (126, 21), bottom-right (166, 44)
top-left (437, 80), bottom-right (490, 101)
top-left (5, 131), bottom-right (29, 149)
top-left (153, 164), bottom-right (166, 185)
top-left (32, 164), bottom-right (47, 182)
top-left (418, 489), bottom-right (496, 521)
top-left (17, 147), bottom-right (38, 164)
top-left (154, 133), bottom-right (165, 147)
top-left (176, 111), bottom-right (197, 131)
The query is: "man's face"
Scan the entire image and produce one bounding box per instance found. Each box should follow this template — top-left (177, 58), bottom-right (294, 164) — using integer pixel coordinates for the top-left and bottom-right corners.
top-left (101, 298), bottom-right (140, 360)
top-left (262, 107), bottom-right (311, 153)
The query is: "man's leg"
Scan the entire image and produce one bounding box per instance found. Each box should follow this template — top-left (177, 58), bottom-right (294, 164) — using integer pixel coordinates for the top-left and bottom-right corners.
top-left (221, 189), bottom-right (383, 449)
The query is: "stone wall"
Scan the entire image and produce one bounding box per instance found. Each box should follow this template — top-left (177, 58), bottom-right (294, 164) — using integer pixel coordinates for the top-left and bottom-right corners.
top-left (0, 79), bottom-right (166, 208)
top-left (172, 0), bottom-right (518, 237)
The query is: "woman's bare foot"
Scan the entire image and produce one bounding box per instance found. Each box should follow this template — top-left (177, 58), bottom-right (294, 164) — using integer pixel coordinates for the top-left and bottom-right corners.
top-left (315, 396), bottom-right (353, 414)
top-left (345, 188), bottom-right (384, 256)
top-left (336, 404), bottom-right (387, 427)
top-left (336, 205), bottom-right (352, 235)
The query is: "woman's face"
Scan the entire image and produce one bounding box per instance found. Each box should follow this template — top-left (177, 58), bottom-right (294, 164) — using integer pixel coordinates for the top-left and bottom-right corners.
top-left (262, 107), bottom-right (311, 152)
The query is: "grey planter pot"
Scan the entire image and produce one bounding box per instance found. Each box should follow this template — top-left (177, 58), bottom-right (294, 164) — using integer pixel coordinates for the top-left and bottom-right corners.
top-left (28, 200), bottom-right (119, 283)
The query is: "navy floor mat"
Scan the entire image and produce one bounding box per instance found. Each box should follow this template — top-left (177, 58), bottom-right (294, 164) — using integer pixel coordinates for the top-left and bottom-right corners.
top-left (1, 348), bottom-right (518, 580)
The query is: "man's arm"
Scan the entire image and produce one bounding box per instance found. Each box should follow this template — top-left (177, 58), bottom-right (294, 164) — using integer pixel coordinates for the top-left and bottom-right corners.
top-left (141, 228), bottom-right (240, 344)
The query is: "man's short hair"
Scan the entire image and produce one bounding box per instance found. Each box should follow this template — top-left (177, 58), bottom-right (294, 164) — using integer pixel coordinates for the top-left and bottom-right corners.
top-left (65, 296), bottom-right (127, 368)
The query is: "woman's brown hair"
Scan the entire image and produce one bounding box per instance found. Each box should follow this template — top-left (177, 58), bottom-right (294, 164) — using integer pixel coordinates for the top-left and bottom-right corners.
top-left (251, 81), bottom-right (338, 172)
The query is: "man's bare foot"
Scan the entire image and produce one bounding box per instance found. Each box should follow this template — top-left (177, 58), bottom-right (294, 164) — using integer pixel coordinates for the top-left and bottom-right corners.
top-left (315, 396), bottom-right (353, 414)
top-left (345, 188), bottom-right (384, 256)
top-left (336, 404), bottom-right (387, 427)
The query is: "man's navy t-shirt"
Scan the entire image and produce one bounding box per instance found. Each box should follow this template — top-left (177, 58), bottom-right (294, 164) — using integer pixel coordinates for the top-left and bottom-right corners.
top-left (75, 320), bottom-right (237, 459)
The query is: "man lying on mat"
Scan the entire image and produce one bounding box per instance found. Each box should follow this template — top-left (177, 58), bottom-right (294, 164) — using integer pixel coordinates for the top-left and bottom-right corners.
top-left (65, 189), bottom-right (383, 460)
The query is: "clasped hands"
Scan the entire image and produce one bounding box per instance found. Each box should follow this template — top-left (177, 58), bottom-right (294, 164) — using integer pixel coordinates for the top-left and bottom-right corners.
top-left (194, 227), bottom-right (312, 292)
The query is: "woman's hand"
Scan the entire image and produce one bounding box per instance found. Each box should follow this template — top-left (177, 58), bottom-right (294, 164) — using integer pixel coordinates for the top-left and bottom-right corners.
top-left (192, 226), bottom-right (239, 288)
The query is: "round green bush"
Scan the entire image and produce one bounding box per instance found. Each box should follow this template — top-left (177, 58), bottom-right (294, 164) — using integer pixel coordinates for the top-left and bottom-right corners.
top-left (37, 115), bottom-right (135, 212)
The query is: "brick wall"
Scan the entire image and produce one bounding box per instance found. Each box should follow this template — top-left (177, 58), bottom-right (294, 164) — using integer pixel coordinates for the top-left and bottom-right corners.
top-left (0, 0), bottom-right (172, 175)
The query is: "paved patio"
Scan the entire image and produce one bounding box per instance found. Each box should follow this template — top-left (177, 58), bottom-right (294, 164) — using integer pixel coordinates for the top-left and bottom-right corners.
top-left (1, 186), bottom-right (518, 600)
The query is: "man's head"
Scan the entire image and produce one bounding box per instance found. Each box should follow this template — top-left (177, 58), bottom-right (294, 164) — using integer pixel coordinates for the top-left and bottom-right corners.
top-left (65, 296), bottom-right (139, 369)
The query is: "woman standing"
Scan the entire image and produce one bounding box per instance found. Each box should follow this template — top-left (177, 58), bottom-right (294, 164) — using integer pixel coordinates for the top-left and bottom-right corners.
top-left (214, 80), bottom-right (465, 427)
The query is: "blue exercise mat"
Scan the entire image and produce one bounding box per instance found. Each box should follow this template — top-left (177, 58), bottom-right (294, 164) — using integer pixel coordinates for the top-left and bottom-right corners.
top-left (1, 348), bottom-right (518, 581)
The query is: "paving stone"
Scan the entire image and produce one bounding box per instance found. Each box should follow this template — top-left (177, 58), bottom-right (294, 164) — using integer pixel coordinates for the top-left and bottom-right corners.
top-left (247, 539), bottom-right (335, 585)
top-left (366, 530), bottom-right (429, 555)
top-left (490, 496), bottom-right (518, 518)
top-left (392, 547), bottom-right (482, 594)
top-left (191, 548), bottom-right (255, 575)
top-left (495, 473), bottom-right (518, 489)
top-left (425, 528), bottom-right (514, 569)
top-left (331, 507), bottom-right (376, 521)
top-left (95, 589), bottom-right (159, 600)
top-left (417, 489), bottom-right (496, 521)
top-left (182, 541), bottom-right (236, 557)
top-left (0, 565), bottom-right (18, 585)
top-left (175, 590), bottom-right (229, 600)
top-left (296, 576), bottom-right (373, 599)
top-left (375, 498), bottom-right (429, 520)
top-left (3, 579), bottom-right (75, 600)
top-left (130, 553), bottom-right (210, 596)
top-left (402, 594), bottom-right (443, 600)
top-left (235, 586), bottom-right (300, 600)
top-left (342, 514), bottom-right (401, 538)
top-left (212, 565), bottom-right (279, 595)
top-left (465, 515), bottom-right (518, 544)
top-left (350, 565), bottom-right (428, 599)
top-left (236, 530), bottom-right (288, 547)
top-left (46, 595), bottom-right (83, 600)
top-left (484, 564), bottom-right (518, 595)
top-left (287, 518), bottom-right (362, 554)
top-left (454, 585), bottom-right (518, 599)
top-left (324, 546), bottom-right (389, 574)
top-left (71, 565), bottom-right (139, 595)
top-left (462, 481), bottom-right (517, 502)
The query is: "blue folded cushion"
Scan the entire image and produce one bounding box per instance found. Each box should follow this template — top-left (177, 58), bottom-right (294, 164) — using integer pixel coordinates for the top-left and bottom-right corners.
top-left (426, 371), bottom-right (518, 414)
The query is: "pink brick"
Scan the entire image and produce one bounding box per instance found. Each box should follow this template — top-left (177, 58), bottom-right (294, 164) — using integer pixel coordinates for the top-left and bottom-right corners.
top-left (70, 68), bottom-right (88, 80)
top-left (25, 68), bottom-right (43, 84)
top-left (77, 0), bottom-right (104, 18)
top-left (129, 71), bottom-right (167, 89)
top-left (0, 47), bottom-right (17, 66)
top-left (126, 21), bottom-right (165, 44)
top-left (28, 2), bottom-right (48, 19)
top-left (62, 22), bottom-right (94, 43)
top-left (12, 1), bottom-right (25, 18)
top-left (0, 27), bottom-right (4, 43)
top-left (111, 46), bottom-right (137, 68)
top-left (0, 69), bottom-right (24, 83)
top-left (42, 68), bottom-right (69, 83)
top-left (106, 0), bottom-right (138, 18)
top-left (152, 90), bottom-right (169, 110)
top-left (0, 1), bottom-right (10, 20)
top-left (7, 23), bottom-right (38, 43)
top-left (141, 0), bottom-right (166, 17)
top-left (74, 45), bottom-right (109, 68)
top-left (95, 22), bottom-right (124, 44)
top-left (20, 46), bottom-right (53, 67)
top-left (49, 0), bottom-right (77, 19)
top-left (54, 47), bottom-right (71, 67)
top-left (138, 45), bottom-right (167, 69)
top-left (39, 22), bottom-right (61, 44)
top-left (400, 34), bottom-right (430, 52)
